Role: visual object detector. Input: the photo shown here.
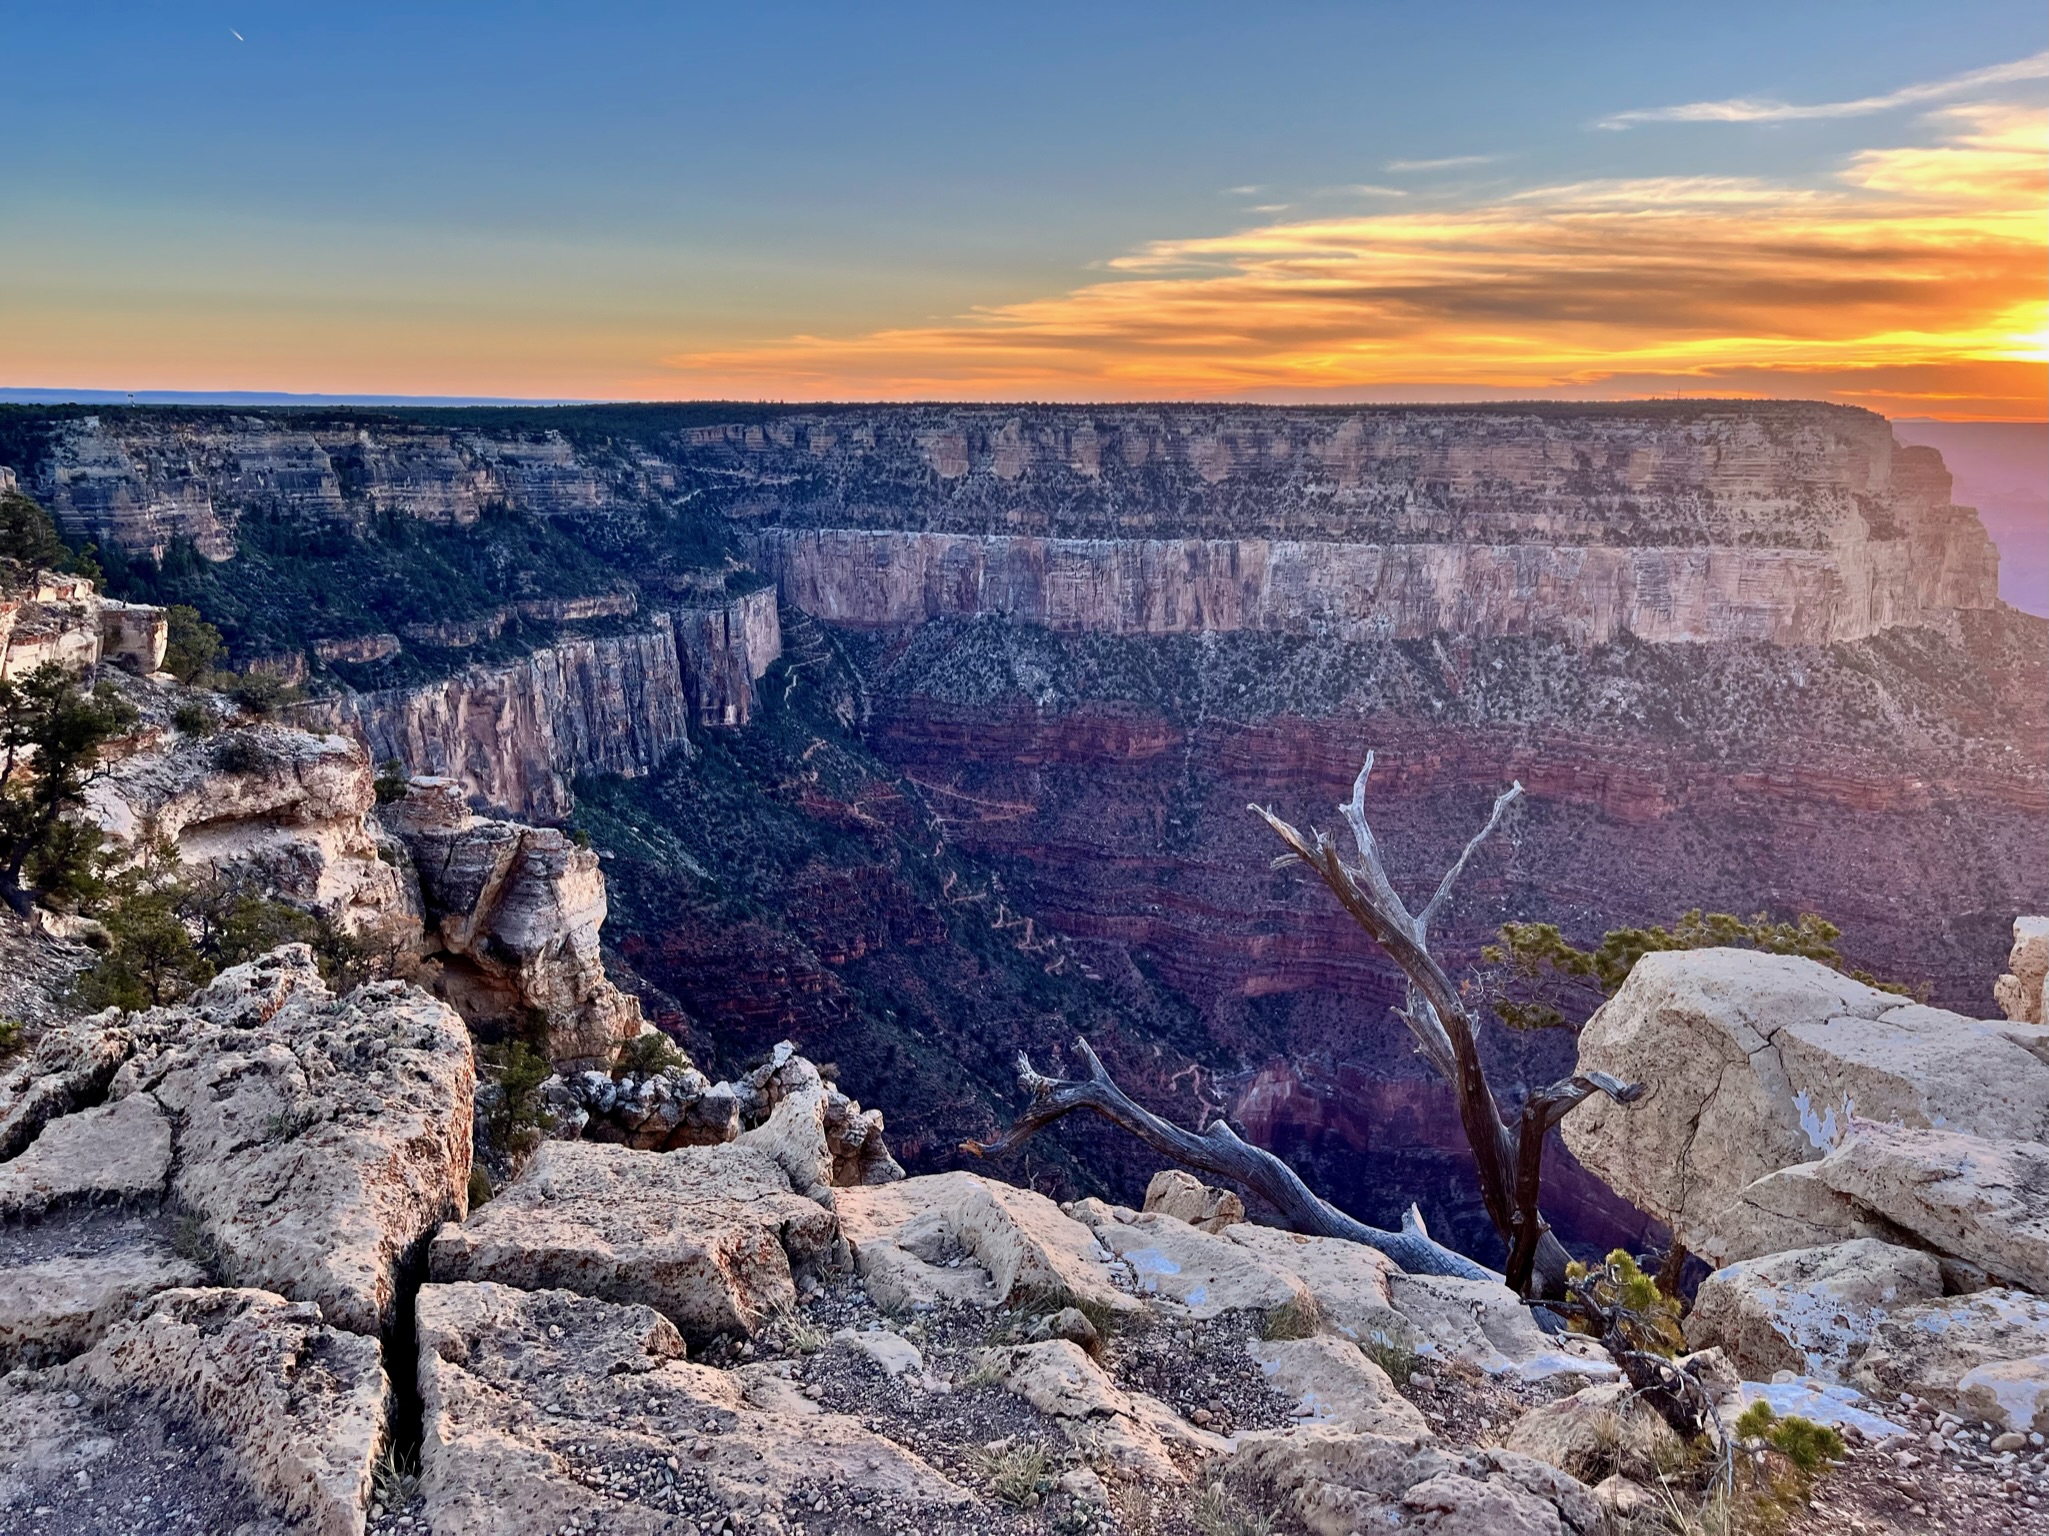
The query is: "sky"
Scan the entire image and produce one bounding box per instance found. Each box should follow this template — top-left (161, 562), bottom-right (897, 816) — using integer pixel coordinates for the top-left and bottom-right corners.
top-left (1, 2), bottom-right (2043, 417)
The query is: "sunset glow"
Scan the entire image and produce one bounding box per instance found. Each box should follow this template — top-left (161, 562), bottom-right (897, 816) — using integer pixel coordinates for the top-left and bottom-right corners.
top-left (665, 100), bottom-right (2048, 417)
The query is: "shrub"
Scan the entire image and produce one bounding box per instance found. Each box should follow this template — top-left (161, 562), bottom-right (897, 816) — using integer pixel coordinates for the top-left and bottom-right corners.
top-left (0, 491), bottom-right (69, 572)
top-left (372, 758), bottom-right (409, 804)
top-left (161, 605), bottom-right (223, 685)
top-left (614, 1029), bottom-right (692, 1079)
top-left (1359, 1329), bottom-right (1422, 1383)
top-left (221, 669), bottom-right (302, 718)
top-left (970, 1441), bottom-right (1051, 1509)
top-left (1260, 1296), bottom-right (1326, 1341)
top-left (0, 1017), bottom-right (22, 1059)
top-left (1735, 1401), bottom-right (1845, 1472)
top-left (171, 700), bottom-right (217, 738)
top-left (0, 663), bottom-right (137, 917)
top-left (479, 1040), bottom-right (555, 1156)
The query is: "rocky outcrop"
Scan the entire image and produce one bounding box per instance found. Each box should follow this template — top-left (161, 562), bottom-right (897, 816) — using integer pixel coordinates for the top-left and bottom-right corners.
top-left (1999, 917), bottom-right (2049, 1025)
top-left (86, 722), bottom-right (417, 938)
top-left (1851, 1289), bottom-right (2049, 1422)
top-left (383, 775), bottom-right (641, 1069)
top-left (1559, 948), bottom-right (2049, 1263)
top-left (0, 569), bottom-right (165, 679)
top-left (427, 1137), bottom-right (839, 1350)
top-left (300, 590), bottom-right (780, 819)
top-left (1143, 1168), bottom-right (1246, 1233)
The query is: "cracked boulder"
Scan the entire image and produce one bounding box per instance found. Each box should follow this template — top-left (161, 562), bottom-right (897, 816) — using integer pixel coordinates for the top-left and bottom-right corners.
top-left (1683, 1238), bottom-right (1945, 1383)
top-left (1560, 949), bottom-right (2049, 1261)
top-left (112, 948), bottom-right (477, 1335)
top-left (68, 1286), bottom-right (388, 1536)
top-left (836, 1171), bottom-right (1138, 1315)
top-left (1851, 1288), bottom-right (2049, 1418)
top-left (428, 1137), bottom-right (839, 1350)
top-left (413, 1281), bottom-right (971, 1534)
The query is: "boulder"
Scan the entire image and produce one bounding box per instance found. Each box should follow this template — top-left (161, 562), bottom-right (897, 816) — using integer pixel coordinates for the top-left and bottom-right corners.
top-left (1142, 1169), bottom-right (1246, 1233)
top-left (119, 951), bottom-right (476, 1335)
top-left (1996, 916), bottom-right (2048, 1026)
top-left (1087, 1208), bottom-right (1311, 1318)
top-left (413, 1281), bottom-right (970, 1533)
top-left (1683, 1239), bottom-right (1944, 1383)
top-left (1247, 1335), bottom-right (1430, 1438)
top-left (1236, 1428), bottom-right (1602, 1536)
top-left (835, 1171), bottom-right (1136, 1315)
top-left (428, 1137), bottom-right (838, 1350)
top-left (1561, 949), bottom-right (2049, 1260)
top-left (0, 1092), bottom-right (172, 1218)
top-left (0, 1245), bottom-right (205, 1366)
top-left (1956, 1355), bottom-right (2049, 1437)
top-left (1816, 1124), bottom-right (2049, 1294)
top-left (70, 1287), bottom-right (387, 1536)
top-left (1223, 1222), bottom-right (1406, 1343)
top-left (834, 1326), bottom-right (923, 1378)
top-left (1387, 1274), bottom-right (1618, 1382)
top-left (1502, 1382), bottom-right (1684, 1484)
top-left (1852, 1289), bottom-right (2049, 1415)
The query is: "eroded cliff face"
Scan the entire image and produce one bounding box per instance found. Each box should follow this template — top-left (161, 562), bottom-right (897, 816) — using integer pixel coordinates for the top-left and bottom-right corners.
top-left (297, 589), bottom-right (780, 818)
top-left (30, 414), bottom-right (675, 559)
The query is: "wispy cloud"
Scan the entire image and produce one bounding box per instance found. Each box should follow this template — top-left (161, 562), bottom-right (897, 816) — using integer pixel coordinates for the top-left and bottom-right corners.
top-left (1384, 154), bottom-right (1499, 172)
top-left (665, 101), bottom-right (2046, 417)
top-left (1600, 50), bottom-right (2049, 128)
top-left (1332, 183), bottom-right (1408, 198)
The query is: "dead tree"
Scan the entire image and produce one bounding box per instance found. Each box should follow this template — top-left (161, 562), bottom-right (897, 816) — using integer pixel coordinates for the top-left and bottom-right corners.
top-left (967, 752), bottom-right (1641, 1299)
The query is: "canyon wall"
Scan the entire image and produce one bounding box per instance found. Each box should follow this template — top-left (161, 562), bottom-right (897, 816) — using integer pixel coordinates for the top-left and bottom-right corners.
top-left (299, 591), bottom-right (780, 818)
top-left (26, 414), bottom-right (674, 558)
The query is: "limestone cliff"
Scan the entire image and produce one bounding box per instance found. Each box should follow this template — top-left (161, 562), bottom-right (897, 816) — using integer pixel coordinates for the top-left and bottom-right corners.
top-left (296, 589), bottom-right (780, 818)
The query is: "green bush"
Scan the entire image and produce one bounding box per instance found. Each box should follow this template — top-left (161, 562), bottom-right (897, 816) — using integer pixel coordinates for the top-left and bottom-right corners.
top-left (161, 605), bottom-right (223, 684)
top-left (171, 700), bottom-right (218, 738)
top-left (614, 1029), bottom-right (692, 1079)
top-left (480, 1040), bottom-right (555, 1156)
top-left (1, 663), bottom-right (139, 916)
top-left (0, 491), bottom-right (68, 572)
top-left (1735, 1401), bottom-right (1845, 1472)
top-left (372, 758), bottom-right (409, 805)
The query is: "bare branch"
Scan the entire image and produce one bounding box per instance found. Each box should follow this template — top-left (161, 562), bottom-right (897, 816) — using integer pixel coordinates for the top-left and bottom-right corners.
top-left (962, 1039), bottom-right (1496, 1283)
top-left (1417, 780), bottom-right (1524, 939)
top-left (1504, 1071), bottom-right (1647, 1294)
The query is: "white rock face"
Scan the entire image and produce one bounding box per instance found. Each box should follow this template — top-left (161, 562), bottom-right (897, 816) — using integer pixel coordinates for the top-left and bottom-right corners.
top-left (413, 1282), bottom-right (970, 1534)
top-left (428, 1137), bottom-right (838, 1349)
top-left (70, 1287), bottom-right (387, 1536)
top-left (117, 950), bottom-right (476, 1335)
top-left (1223, 1223), bottom-right (1404, 1343)
top-left (1703, 1161), bottom-right (1912, 1265)
top-left (1997, 917), bottom-right (2049, 1025)
top-left (1682, 1239), bottom-right (1944, 1383)
top-left (0, 1011), bottom-right (134, 1160)
top-left (1817, 1124), bottom-right (2049, 1295)
top-left (1385, 1274), bottom-right (1618, 1383)
top-left (0, 1246), bottom-right (205, 1366)
top-left (383, 776), bottom-right (642, 1069)
top-left (835, 1171), bottom-right (1137, 1315)
top-left (1560, 949), bottom-right (2049, 1260)
top-left (1956, 1355), bottom-right (2049, 1437)
top-left (1852, 1289), bottom-right (2049, 1414)
top-left (85, 724), bottom-right (416, 940)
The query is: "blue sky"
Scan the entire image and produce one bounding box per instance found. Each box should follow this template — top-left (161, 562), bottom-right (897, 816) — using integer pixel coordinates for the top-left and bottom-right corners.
top-left (3, 2), bottom-right (2043, 406)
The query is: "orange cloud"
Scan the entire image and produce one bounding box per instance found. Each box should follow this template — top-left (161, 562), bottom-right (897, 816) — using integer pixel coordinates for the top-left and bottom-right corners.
top-left (663, 99), bottom-right (2047, 418)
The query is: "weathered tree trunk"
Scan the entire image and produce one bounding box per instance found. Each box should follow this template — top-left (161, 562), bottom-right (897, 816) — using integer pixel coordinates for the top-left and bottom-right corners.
top-left (969, 752), bottom-right (1641, 1300)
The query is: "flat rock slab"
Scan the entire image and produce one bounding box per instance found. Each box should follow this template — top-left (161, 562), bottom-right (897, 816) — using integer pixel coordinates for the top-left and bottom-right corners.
top-left (1683, 1238), bottom-right (1944, 1384)
top-left (1388, 1274), bottom-right (1618, 1383)
top-left (414, 1281), bottom-right (972, 1534)
top-left (69, 1286), bottom-right (387, 1536)
top-left (836, 1171), bottom-right (1136, 1315)
top-left (1224, 1222), bottom-right (1405, 1342)
top-left (1818, 1123), bottom-right (2049, 1294)
top-left (1088, 1210), bottom-right (1310, 1318)
top-left (429, 1137), bottom-right (838, 1350)
top-left (0, 1093), bottom-right (172, 1219)
top-left (1247, 1336), bottom-right (1429, 1439)
top-left (1853, 1289), bottom-right (2049, 1418)
top-left (1237, 1426), bottom-right (1603, 1536)
top-left (0, 1243), bottom-right (205, 1367)
top-left (123, 954), bottom-right (477, 1336)
top-left (989, 1338), bottom-right (1220, 1484)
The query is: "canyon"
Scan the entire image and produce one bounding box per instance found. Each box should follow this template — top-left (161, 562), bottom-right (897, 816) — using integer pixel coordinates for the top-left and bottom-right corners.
top-left (2, 399), bottom-right (2041, 1263)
